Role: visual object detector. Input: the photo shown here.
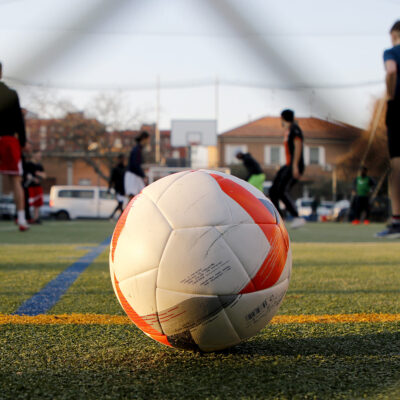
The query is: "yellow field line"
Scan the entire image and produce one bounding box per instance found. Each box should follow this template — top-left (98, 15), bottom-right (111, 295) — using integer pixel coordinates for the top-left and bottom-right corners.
top-left (0, 313), bottom-right (400, 325)
top-left (273, 314), bottom-right (400, 324)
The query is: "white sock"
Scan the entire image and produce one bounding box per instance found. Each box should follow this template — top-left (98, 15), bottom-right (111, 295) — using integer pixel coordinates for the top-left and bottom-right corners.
top-left (17, 210), bottom-right (27, 225)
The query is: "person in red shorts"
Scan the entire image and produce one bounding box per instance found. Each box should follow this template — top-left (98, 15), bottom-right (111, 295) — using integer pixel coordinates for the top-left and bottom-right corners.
top-left (25, 151), bottom-right (46, 224)
top-left (0, 62), bottom-right (29, 231)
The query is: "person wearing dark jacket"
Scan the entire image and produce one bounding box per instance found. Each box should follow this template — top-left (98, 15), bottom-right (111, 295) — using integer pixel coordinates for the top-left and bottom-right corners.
top-left (269, 109), bottom-right (306, 229)
top-left (236, 152), bottom-right (265, 191)
top-left (125, 131), bottom-right (150, 199)
top-left (0, 63), bottom-right (29, 231)
top-left (108, 154), bottom-right (126, 219)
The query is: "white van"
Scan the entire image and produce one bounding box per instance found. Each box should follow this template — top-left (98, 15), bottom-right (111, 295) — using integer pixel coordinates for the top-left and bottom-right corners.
top-left (49, 186), bottom-right (119, 220)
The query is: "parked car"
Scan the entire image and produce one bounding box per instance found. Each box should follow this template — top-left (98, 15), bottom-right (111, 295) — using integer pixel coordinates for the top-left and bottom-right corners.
top-left (49, 186), bottom-right (119, 220)
top-left (332, 200), bottom-right (351, 222)
top-left (0, 194), bottom-right (53, 220)
top-left (40, 195), bottom-right (53, 219)
top-left (0, 195), bottom-right (16, 219)
top-left (296, 198), bottom-right (314, 218)
top-left (317, 201), bottom-right (334, 219)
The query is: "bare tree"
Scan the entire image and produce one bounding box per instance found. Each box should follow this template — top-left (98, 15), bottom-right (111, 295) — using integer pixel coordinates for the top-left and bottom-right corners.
top-left (26, 93), bottom-right (147, 182)
top-left (86, 92), bottom-right (145, 132)
top-left (25, 88), bottom-right (77, 118)
top-left (337, 99), bottom-right (390, 180)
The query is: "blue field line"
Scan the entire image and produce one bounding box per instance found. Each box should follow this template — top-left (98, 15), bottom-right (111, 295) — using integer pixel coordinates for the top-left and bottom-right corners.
top-left (13, 237), bottom-right (111, 316)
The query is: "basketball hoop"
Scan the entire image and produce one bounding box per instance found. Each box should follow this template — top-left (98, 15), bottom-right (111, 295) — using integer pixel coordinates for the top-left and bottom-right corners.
top-left (171, 120), bottom-right (217, 168)
top-left (171, 120), bottom-right (217, 147)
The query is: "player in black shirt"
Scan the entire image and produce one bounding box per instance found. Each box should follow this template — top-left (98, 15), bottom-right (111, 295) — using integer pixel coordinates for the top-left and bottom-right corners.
top-left (0, 62), bottom-right (29, 230)
top-left (125, 132), bottom-right (150, 199)
top-left (108, 154), bottom-right (126, 219)
top-left (376, 21), bottom-right (400, 238)
top-left (236, 152), bottom-right (266, 191)
top-left (269, 109), bottom-right (306, 228)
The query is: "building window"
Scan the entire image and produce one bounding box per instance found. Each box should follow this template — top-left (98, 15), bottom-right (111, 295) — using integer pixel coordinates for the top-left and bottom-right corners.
top-left (264, 145), bottom-right (284, 166)
top-left (113, 138), bottom-right (122, 149)
top-left (225, 144), bottom-right (247, 165)
top-left (309, 147), bottom-right (320, 165)
top-left (305, 146), bottom-right (325, 166)
top-left (39, 125), bottom-right (47, 151)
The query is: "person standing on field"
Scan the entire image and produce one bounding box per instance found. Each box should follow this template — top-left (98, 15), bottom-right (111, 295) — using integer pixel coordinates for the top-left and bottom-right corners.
top-left (352, 166), bottom-right (375, 225)
top-left (25, 151), bottom-right (46, 224)
top-left (108, 154), bottom-right (126, 220)
top-left (269, 109), bottom-right (306, 229)
top-left (376, 21), bottom-right (400, 238)
top-left (0, 62), bottom-right (29, 231)
top-left (125, 131), bottom-right (150, 200)
top-left (235, 151), bottom-right (265, 192)
top-left (21, 141), bottom-right (33, 222)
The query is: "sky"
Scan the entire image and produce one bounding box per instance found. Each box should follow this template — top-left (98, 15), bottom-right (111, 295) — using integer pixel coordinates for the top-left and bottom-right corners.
top-left (0, 0), bottom-right (399, 133)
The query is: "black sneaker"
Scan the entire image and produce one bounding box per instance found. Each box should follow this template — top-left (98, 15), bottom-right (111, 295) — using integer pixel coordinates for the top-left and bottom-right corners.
top-left (375, 224), bottom-right (400, 239)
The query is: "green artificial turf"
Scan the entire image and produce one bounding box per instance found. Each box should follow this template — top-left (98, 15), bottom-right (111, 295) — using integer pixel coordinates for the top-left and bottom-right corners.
top-left (1, 220), bottom-right (400, 399)
top-left (50, 251), bottom-right (122, 315)
top-left (1, 323), bottom-right (399, 400)
top-left (282, 242), bottom-right (400, 315)
top-left (0, 244), bottom-right (88, 314)
top-left (50, 242), bottom-right (400, 316)
top-left (287, 222), bottom-right (387, 243)
top-left (0, 220), bottom-right (114, 244)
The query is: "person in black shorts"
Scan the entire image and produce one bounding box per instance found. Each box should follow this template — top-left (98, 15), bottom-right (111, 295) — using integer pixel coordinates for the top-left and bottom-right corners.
top-left (352, 166), bottom-right (375, 225)
top-left (25, 151), bottom-right (46, 224)
top-left (376, 21), bottom-right (400, 238)
top-left (108, 154), bottom-right (126, 220)
top-left (269, 109), bottom-right (306, 229)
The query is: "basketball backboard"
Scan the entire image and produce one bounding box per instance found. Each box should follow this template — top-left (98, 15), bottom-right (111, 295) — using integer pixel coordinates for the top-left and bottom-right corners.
top-left (171, 120), bottom-right (217, 147)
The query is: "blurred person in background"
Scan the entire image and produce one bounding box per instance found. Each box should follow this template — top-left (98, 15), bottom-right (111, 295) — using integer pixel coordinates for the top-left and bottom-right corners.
top-left (25, 151), bottom-right (46, 224)
top-left (235, 151), bottom-right (265, 191)
top-left (108, 154), bottom-right (126, 220)
top-left (0, 62), bottom-right (29, 231)
top-left (352, 166), bottom-right (375, 225)
top-left (21, 140), bottom-right (33, 223)
top-left (269, 109), bottom-right (306, 229)
top-left (125, 131), bottom-right (150, 200)
top-left (311, 195), bottom-right (320, 222)
top-left (376, 21), bottom-right (400, 238)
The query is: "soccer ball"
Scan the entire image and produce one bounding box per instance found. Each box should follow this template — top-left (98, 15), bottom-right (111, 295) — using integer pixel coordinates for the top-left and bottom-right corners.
top-left (110, 170), bottom-right (291, 352)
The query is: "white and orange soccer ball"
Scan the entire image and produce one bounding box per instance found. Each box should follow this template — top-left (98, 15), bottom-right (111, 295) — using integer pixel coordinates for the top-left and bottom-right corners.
top-left (110, 170), bottom-right (291, 352)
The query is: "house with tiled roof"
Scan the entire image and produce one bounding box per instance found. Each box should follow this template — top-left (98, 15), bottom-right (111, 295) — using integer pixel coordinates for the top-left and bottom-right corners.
top-left (218, 116), bottom-right (363, 181)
